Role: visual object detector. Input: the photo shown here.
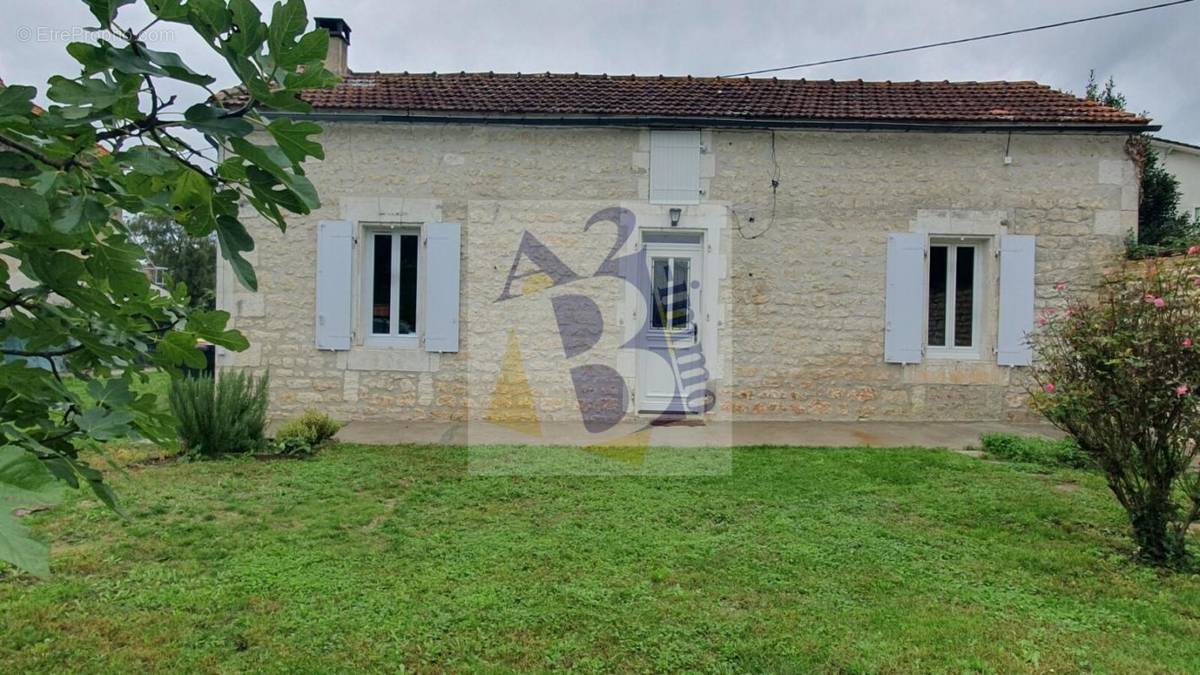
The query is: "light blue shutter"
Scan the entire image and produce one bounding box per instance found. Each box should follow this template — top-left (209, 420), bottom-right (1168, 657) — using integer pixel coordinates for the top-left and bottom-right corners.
top-left (884, 232), bottom-right (926, 364)
top-left (649, 130), bottom-right (701, 204)
top-left (997, 235), bottom-right (1036, 366)
top-left (424, 222), bottom-right (461, 352)
top-left (315, 220), bottom-right (353, 350)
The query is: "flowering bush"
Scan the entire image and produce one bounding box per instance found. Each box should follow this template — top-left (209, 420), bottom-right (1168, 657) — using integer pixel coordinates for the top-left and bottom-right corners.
top-left (1030, 253), bottom-right (1200, 565)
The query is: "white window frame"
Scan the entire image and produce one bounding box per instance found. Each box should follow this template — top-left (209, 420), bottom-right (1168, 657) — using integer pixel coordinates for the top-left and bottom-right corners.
top-left (925, 237), bottom-right (984, 360)
top-left (362, 225), bottom-right (423, 349)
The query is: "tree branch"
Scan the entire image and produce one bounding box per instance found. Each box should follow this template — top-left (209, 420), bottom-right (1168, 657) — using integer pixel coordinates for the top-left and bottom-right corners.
top-left (0, 133), bottom-right (67, 170)
top-left (0, 343), bottom-right (85, 358)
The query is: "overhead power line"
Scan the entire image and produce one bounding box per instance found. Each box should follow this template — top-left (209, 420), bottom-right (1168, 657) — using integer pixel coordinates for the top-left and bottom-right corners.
top-left (721, 0), bottom-right (1195, 78)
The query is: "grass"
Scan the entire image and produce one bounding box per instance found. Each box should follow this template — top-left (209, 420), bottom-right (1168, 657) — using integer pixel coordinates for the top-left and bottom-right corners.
top-left (3, 445), bottom-right (1200, 672)
top-left (980, 432), bottom-right (1092, 469)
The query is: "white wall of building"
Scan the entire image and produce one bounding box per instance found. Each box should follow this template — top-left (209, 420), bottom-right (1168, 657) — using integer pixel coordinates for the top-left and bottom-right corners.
top-left (1153, 139), bottom-right (1200, 222)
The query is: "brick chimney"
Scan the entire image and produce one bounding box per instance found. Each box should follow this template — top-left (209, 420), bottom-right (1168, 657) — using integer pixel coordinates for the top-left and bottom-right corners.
top-left (314, 17), bottom-right (351, 76)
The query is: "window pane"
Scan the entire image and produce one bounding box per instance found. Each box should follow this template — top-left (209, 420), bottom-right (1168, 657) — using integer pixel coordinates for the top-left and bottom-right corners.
top-left (927, 246), bottom-right (947, 346)
top-left (398, 234), bottom-right (419, 334)
top-left (371, 234), bottom-right (392, 335)
top-left (651, 257), bottom-right (670, 329)
top-left (954, 246), bottom-right (975, 347)
top-left (671, 258), bottom-right (690, 329)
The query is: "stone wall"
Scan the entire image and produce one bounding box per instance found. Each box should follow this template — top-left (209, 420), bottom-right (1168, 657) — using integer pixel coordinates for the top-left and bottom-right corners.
top-left (716, 130), bottom-right (1134, 421)
top-left (217, 123), bottom-right (1137, 423)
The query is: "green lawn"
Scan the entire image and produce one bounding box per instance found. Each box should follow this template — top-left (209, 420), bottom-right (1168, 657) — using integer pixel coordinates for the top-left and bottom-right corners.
top-left (3, 445), bottom-right (1200, 673)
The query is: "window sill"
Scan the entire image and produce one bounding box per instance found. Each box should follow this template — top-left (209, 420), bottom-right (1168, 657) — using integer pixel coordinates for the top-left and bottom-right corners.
top-left (364, 335), bottom-right (419, 350)
top-left (925, 347), bottom-right (982, 362)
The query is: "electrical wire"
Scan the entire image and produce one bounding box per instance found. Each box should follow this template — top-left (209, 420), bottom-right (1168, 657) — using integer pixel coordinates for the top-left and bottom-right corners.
top-left (735, 130), bottom-right (781, 240)
top-left (721, 0), bottom-right (1194, 78)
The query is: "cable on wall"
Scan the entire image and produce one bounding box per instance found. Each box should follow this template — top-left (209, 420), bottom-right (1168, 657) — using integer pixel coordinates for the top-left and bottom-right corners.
top-left (735, 130), bottom-right (781, 240)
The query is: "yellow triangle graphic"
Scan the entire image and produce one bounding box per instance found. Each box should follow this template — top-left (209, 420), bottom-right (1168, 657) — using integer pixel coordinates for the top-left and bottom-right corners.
top-left (583, 427), bottom-right (651, 466)
top-left (520, 271), bottom-right (555, 297)
top-left (485, 329), bottom-right (542, 437)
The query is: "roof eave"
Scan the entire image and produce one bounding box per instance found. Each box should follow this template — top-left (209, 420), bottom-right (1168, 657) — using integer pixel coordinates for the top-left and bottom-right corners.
top-left (265, 108), bottom-right (1158, 133)
top-left (1150, 136), bottom-right (1200, 155)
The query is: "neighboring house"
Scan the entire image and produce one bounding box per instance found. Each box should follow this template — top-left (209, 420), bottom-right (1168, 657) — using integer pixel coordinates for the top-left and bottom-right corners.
top-left (215, 17), bottom-right (1152, 426)
top-left (141, 263), bottom-right (168, 287)
top-left (1151, 136), bottom-right (1200, 223)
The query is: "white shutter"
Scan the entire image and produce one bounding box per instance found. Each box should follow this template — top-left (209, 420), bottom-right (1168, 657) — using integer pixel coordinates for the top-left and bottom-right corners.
top-left (997, 235), bottom-right (1036, 366)
top-left (649, 130), bottom-right (701, 204)
top-left (315, 220), bottom-right (354, 350)
top-left (884, 232), bottom-right (926, 364)
top-left (424, 222), bottom-right (461, 352)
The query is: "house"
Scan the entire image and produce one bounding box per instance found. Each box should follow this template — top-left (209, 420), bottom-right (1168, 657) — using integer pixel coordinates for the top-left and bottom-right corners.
top-left (1151, 137), bottom-right (1200, 223)
top-left (215, 17), bottom-right (1152, 435)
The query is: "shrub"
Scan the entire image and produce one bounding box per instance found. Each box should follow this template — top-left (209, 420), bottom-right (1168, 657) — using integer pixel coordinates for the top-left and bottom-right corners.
top-left (274, 409), bottom-right (341, 447)
top-left (1124, 229), bottom-right (1200, 261)
top-left (272, 436), bottom-right (316, 457)
top-left (1029, 254), bottom-right (1200, 565)
top-left (168, 371), bottom-right (270, 457)
top-left (980, 433), bottom-right (1091, 469)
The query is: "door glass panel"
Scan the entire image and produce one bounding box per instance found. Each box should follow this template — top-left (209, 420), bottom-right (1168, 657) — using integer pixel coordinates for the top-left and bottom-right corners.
top-left (371, 234), bottom-right (392, 334)
top-left (398, 234), bottom-right (419, 334)
top-left (651, 257), bottom-right (670, 329)
top-left (671, 258), bottom-right (690, 329)
top-left (927, 245), bottom-right (947, 347)
top-left (953, 246), bottom-right (975, 347)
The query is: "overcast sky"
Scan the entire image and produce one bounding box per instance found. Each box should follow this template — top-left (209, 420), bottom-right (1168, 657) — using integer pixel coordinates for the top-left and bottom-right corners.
top-left (1, 0), bottom-right (1197, 143)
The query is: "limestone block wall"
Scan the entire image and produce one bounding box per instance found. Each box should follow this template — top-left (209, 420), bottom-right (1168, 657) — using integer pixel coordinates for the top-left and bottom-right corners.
top-left (216, 122), bottom-right (1137, 424)
top-left (714, 130), bottom-right (1136, 421)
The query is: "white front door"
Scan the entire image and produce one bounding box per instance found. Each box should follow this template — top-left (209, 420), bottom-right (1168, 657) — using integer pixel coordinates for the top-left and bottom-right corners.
top-left (636, 237), bottom-right (705, 414)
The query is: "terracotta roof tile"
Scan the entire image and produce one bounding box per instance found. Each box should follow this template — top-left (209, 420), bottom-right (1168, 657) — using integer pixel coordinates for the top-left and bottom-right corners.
top-left (217, 72), bottom-right (1149, 126)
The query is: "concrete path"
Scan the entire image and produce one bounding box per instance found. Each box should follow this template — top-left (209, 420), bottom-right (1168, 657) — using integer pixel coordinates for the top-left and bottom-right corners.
top-left (335, 419), bottom-right (1061, 450)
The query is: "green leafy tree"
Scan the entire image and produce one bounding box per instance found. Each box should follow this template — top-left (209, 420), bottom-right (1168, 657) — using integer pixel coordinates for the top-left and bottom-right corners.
top-left (1083, 70), bottom-right (1196, 247)
top-left (1137, 149), bottom-right (1193, 247)
top-left (0, 0), bottom-right (336, 577)
top-left (127, 214), bottom-right (217, 309)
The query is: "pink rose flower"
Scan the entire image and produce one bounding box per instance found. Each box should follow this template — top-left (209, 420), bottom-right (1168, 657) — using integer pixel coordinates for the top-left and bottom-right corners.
top-left (1044, 383), bottom-right (1056, 393)
top-left (1189, 245), bottom-right (1200, 256)
top-left (1185, 338), bottom-right (1194, 348)
top-left (1154, 297), bottom-right (1167, 309)
top-left (1177, 384), bottom-right (1190, 397)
